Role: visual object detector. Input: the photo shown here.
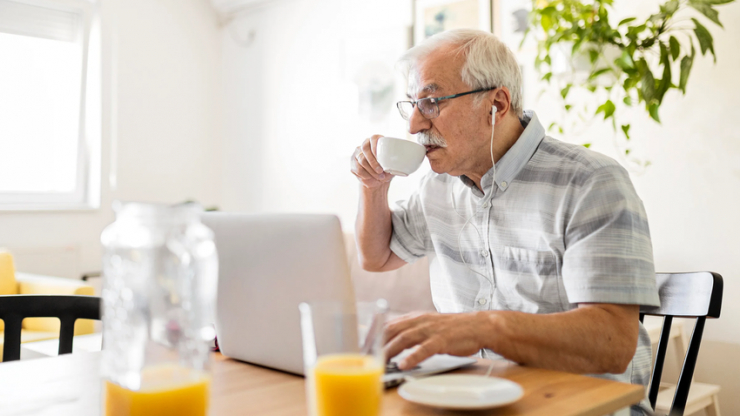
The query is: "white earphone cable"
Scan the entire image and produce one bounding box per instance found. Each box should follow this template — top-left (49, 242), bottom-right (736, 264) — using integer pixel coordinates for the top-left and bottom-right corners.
top-left (453, 103), bottom-right (498, 282)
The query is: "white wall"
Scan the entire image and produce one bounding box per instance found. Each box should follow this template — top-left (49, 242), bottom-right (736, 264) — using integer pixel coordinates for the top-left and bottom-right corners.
top-left (222, 0), bottom-right (740, 412)
top-left (221, 0), bottom-right (423, 227)
top-left (114, 0), bottom-right (223, 207)
top-left (0, 0), bottom-right (223, 278)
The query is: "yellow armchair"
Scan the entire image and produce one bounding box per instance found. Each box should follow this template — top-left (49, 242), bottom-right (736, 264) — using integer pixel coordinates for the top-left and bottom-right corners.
top-left (0, 251), bottom-right (96, 360)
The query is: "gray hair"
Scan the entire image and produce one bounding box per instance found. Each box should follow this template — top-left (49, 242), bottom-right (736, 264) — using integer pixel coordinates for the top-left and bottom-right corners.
top-left (398, 29), bottom-right (523, 117)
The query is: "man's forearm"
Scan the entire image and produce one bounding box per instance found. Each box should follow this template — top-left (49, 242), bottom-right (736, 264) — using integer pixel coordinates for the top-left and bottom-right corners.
top-left (480, 304), bottom-right (639, 374)
top-left (355, 182), bottom-right (394, 270)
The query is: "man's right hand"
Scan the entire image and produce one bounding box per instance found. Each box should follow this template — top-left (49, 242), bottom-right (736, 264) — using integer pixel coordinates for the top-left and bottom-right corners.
top-left (351, 135), bottom-right (393, 189)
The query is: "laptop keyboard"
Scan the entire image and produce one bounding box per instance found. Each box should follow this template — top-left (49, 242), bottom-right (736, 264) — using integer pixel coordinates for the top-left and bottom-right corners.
top-left (385, 362), bottom-right (420, 374)
top-left (383, 362), bottom-right (421, 389)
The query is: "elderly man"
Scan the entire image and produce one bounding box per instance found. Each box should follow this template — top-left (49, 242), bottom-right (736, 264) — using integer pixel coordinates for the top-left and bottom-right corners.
top-left (350, 29), bottom-right (659, 415)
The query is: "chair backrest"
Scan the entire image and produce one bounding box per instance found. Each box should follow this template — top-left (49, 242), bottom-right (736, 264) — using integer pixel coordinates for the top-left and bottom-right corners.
top-left (0, 295), bottom-right (101, 362)
top-left (640, 272), bottom-right (723, 416)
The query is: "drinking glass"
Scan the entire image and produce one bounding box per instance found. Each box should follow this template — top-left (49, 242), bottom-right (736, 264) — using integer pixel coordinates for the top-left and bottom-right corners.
top-left (299, 299), bottom-right (389, 416)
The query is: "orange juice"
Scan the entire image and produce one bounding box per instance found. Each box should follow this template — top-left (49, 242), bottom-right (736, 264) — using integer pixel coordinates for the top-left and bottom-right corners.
top-left (312, 353), bottom-right (383, 416)
top-left (105, 365), bottom-right (210, 416)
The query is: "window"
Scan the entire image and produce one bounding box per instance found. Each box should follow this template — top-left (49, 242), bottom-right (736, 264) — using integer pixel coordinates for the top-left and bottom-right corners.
top-left (0, 0), bottom-right (100, 210)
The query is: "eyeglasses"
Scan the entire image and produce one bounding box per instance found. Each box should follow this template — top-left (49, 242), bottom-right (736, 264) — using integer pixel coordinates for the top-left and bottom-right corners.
top-left (396, 88), bottom-right (495, 120)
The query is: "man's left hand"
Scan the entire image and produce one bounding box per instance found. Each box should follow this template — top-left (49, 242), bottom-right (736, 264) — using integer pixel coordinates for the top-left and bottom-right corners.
top-left (384, 311), bottom-right (488, 370)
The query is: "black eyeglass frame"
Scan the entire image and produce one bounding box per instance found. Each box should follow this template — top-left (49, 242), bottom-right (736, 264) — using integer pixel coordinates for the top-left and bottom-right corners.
top-left (396, 87), bottom-right (496, 120)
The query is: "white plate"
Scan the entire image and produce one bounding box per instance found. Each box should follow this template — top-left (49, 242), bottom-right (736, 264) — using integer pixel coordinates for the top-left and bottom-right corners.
top-left (398, 374), bottom-right (524, 410)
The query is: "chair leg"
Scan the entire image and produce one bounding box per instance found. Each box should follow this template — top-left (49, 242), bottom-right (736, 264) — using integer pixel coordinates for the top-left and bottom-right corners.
top-left (2, 316), bottom-right (23, 362)
top-left (58, 318), bottom-right (76, 355)
top-left (705, 394), bottom-right (721, 416)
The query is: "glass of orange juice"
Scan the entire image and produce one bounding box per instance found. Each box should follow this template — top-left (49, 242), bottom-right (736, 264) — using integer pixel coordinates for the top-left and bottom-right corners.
top-left (299, 299), bottom-right (388, 416)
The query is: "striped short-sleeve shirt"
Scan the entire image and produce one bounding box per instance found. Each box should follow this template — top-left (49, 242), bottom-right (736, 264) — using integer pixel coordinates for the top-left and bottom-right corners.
top-left (390, 111), bottom-right (660, 402)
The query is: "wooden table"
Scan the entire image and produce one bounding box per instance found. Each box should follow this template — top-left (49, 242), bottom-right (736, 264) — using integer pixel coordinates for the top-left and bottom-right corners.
top-left (0, 352), bottom-right (644, 416)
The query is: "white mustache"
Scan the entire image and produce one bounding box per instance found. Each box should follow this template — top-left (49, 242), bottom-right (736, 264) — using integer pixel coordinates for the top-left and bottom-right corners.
top-left (416, 131), bottom-right (448, 148)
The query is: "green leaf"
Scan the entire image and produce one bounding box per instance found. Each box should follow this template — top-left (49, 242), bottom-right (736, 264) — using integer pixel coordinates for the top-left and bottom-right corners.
top-left (700, 0), bottom-right (735, 4)
top-left (588, 68), bottom-right (612, 80)
top-left (548, 122), bottom-right (557, 131)
top-left (621, 124), bottom-right (631, 140)
top-left (648, 102), bottom-right (661, 123)
top-left (692, 18), bottom-right (716, 62)
top-left (595, 100), bottom-right (616, 119)
top-left (541, 72), bottom-right (553, 82)
top-left (561, 84), bottom-right (572, 99)
top-left (656, 43), bottom-right (672, 103)
top-left (571, 40), bottom-right (584, 55)
top-left (618, 17), bottom-right (637, 26)
top-left (679, 54), bottom-right (694, 93)
top-left (541, 14), bottom-right (553, 32)
top-left (669, 36), bottom-right (681, 61)
top-left (663, 0), bottom-right (680, 14)
top-left (589, 49), bottom-right (599, 64)
top-left (615, 50), bottom-right (635, 70)
top-left (627, 24), bottom-right (648, 39)
top-left (625, 149), bottom-right (631, 155)
top-left (624, 96), bottom-right (633, 106)
top-left (565, 104), bottom-right (573, 111)
top-left (583, 143), bottom-right (592, 148)
top-left (641, 66), bottom-right (656, 103)
top-left (689, 1), bottom-right (723, 27)
top-left (623, 76), bottom-right (639, 90)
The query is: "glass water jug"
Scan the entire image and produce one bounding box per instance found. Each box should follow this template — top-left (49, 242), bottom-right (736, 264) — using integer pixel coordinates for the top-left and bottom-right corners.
top-left (100, 202), bottom-right (218, 416)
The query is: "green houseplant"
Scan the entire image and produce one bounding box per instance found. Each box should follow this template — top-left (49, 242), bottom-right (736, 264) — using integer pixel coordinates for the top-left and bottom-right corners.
top-left (525, 0), bottom-right (735, 157)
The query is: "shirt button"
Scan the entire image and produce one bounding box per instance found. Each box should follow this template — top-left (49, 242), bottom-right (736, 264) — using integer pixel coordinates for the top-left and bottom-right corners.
top-left (501, 181), bottom-right (508, 188)
top-left (482, 202), bottom-right (490, 208)
top-left (478, 298), bottom-right (487, 305)
top-left (480, 250), bottom-right (489, 257)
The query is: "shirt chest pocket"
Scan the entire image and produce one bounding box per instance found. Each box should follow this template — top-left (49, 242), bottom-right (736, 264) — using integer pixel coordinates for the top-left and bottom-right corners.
top-left (495, 246), bottom-right (568, 313)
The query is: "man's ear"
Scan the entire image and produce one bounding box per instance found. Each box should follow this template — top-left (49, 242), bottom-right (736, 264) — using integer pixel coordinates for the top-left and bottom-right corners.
top-left (491, 87), bottom-right (512, 121)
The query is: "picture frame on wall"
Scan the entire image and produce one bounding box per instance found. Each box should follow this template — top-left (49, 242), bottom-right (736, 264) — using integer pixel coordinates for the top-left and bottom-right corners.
top-left (492, 0), bottom-right (536, 109)
top-left (492, 0), bottom-right (532, 52)
top-left (412, 0), bottom-right (536, 108)
top-left (413, 0), bottom-right (494, 45)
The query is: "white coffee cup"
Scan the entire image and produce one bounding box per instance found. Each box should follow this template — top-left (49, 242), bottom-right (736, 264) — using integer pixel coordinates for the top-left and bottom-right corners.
top-left (376, 136), bottom-right (426, 177)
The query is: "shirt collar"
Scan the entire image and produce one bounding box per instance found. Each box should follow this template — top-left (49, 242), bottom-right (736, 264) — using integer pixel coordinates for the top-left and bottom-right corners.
top-left (460, 110), bottom-right (545, 198)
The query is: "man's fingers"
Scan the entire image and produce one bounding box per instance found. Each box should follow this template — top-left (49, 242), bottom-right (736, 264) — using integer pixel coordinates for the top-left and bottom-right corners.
top-left (369, 134), bottom-right (383, 163)
top-left (399, 340), bottom-right (440, 370)
top-left (361, 140), bottom-right (385, 175)
top-left (383, 314), bottom-right (423, 347)
top-left (384, 327), bottom-right (427, 362)
top-left (356, 151), bottom-right (386, 181)
top-left (349, 136), bottom-right (392, 186)
top-left (351, 148), bottom-right (384, 184)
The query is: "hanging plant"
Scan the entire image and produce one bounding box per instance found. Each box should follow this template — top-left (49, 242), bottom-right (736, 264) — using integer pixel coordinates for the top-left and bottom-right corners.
top-left (525, 0), bottom-right (735, 155)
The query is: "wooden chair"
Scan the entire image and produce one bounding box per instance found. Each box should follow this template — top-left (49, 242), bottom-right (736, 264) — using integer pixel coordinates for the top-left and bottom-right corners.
top-left (644, 319), bottom-right (721, 416)
top-left (0, 295), bottom-right (101, 362)
top-left (640, 272), bottom-right (723, 416)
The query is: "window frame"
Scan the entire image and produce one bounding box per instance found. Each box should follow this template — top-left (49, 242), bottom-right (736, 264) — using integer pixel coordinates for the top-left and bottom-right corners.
top-left (0, 0), bottom-right (100, 211)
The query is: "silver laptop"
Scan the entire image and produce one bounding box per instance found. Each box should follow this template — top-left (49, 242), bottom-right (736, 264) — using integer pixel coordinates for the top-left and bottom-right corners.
top-left (202, 212), bottom-right (475, 387)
